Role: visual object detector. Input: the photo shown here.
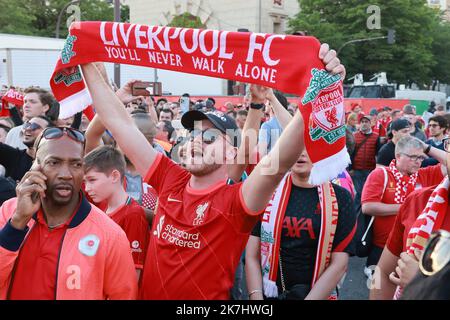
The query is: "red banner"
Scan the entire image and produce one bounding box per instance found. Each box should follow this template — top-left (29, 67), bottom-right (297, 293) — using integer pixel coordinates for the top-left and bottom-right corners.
top-left (1, 89), bottom-right (24, 117)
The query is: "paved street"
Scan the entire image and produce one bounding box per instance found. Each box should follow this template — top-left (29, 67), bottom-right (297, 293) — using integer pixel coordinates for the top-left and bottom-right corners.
top-left (339, 256), bottom-right (370, 300)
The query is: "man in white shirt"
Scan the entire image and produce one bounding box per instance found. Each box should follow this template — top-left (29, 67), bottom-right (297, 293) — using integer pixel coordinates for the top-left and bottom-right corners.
top-left (5, 88), bottom-right (54, 150)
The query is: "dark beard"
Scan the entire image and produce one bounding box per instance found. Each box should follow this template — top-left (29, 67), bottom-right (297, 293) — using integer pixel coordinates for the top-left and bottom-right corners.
top-left (187, 163), bottom-right (222, 177)
top-left (23, 139), bottom-right (35, 148)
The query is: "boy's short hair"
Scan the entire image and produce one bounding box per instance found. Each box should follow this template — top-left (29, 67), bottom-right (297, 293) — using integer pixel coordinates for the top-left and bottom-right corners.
top-left (237, 110), bottom-right (248, 117)
top-left (84, 145), bottom-right (126, 179)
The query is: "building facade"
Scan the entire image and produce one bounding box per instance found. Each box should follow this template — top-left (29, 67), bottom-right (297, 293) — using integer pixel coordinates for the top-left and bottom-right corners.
top-left (427, 0), bottom-right (450, 20)
top-left (127, 0), bottom-right (300, 34)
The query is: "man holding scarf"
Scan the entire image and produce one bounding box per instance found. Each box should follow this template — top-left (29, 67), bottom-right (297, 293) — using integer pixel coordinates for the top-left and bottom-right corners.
top-left (361, 136), bottom-right (447, 272)
top-left (78, 41), bottom-right (345, 299)
top-left (351, 115), bottom-right (381, 209)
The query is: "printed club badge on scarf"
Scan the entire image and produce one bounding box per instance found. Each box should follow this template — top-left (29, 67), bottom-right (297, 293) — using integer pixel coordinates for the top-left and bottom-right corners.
top-left (300, 69), bottom-right (350, 185)
top-left (50, 21), bottom-right (349, 185)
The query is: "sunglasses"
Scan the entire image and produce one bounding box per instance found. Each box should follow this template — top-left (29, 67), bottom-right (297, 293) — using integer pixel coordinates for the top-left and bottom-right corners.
top-left (36, 127), bottom-right (85, 151)
top-left (189, 128), bottom-right (221, 145)
top-left (419, 230), bottom-right (450, 276)
top-left (23, 122), bottom-right (43, 132)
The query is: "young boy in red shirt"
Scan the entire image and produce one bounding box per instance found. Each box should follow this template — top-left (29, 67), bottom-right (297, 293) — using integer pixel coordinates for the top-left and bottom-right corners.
top-left (84, 145), bottom-right (149, 279)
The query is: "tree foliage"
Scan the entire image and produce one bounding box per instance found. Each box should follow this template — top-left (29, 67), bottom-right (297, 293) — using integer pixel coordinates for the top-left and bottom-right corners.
top-left (0, 0), bottom-right (35, 35)
top-left (0, 0), bottom-right (130, 38)
top-left (168, 12), bottom-right (205, 29)
top-left (289, 0), bottom-right (450, 87)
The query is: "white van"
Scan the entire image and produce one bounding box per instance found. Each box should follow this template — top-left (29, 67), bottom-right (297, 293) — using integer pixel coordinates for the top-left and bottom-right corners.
top-left (395, 89), bottom-right (446, 106)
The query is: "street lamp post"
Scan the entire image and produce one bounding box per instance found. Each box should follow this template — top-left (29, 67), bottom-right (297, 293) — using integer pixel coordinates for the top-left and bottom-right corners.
top-left (113, 0), bottom-right (121, 88)
top-left (337, 36), bottom-right (387, 55)
top-left (338, 29), bottom-right (396, 55)
top-left (258, 0), bottom-right (262, 32)
top-left (56, 0), bottom-right (80, 39)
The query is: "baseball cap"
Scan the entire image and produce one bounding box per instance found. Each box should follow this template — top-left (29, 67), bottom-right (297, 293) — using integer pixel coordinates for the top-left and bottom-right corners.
top-left (351, 103), bottom-right (361, 111)
top-left (360, 115), bottom-right (371, 123)
top-left (390, 118), bottom-right (411, 131)
top-left (369, 108), bottom-right (378, 116)
top-left (181, 110), bottom-right (239, 147)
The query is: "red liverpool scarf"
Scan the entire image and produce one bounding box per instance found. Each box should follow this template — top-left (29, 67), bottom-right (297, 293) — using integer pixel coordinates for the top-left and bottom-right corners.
top-left (394, 177), bottom-right (449, 299)
top-left (1, 89), bottom-right (24, 117)
top-left (50, 21), bottom-right (349, 184)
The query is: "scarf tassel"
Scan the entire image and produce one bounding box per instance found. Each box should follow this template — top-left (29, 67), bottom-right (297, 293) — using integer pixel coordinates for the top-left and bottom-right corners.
top-left (58, 87), bottom-right (93, 119)
top-left (263, 278), bottom-right (278, 298)
top-left (309, 148), bottom-right (351, 185)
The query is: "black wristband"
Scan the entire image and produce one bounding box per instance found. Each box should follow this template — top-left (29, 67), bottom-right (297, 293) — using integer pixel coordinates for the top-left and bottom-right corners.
top-left (424, 144), bottom-right (431, 155)
top-left (250, 103), bottom-right (264, 110)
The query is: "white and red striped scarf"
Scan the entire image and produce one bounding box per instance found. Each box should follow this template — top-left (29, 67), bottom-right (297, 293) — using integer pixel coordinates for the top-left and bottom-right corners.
top-left (260, 173), bottom-right (338, 299)
top-left (388, 159), bottom-right (418, 204)
top-left (393, 177), bottom-right (449, 299)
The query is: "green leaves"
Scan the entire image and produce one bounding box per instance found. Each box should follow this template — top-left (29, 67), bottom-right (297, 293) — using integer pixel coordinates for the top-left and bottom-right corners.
top-left (288, 0), bottom-right (448, 87)
top-left (0, 0), bottom-right (35, 35)
top-left (0, 0), bottom-right (130, 38)
top-left (168, 12), bottom-right (205, 29)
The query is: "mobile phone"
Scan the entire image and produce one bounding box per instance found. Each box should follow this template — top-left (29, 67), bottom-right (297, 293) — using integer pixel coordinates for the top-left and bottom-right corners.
top-left (31, 191), bottom-right (40, 203)
top-left (30, 161), bottom-right (42, 203)
top-left (132, 81), bottom-right (162, 96)
top-left (180, 96), bottom-right (190, 115)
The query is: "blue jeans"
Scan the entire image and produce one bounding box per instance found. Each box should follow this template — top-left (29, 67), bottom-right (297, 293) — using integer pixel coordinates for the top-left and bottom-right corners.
top-left (351, 169), bottom-right (372, 209)
top-left (230, 252), bottom-right (246, 300)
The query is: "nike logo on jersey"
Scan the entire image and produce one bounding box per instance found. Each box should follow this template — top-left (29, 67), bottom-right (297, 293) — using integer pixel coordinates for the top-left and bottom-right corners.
top-left (167, 196), bottom-right (182, 203)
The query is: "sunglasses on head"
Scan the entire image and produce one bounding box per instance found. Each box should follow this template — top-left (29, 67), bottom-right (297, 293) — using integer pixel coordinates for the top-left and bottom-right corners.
top-left (23, 121), bottom-right (43, 132)
top-left (419, 230), bottom-right (450, 277)
top-left (36, 127), bottom-right (85, 151)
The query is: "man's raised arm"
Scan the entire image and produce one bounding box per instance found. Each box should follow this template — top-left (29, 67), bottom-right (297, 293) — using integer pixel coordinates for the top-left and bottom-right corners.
top-left (242, 110), bottom-right (304, 213)
top-left (242, 44), bottom-right (345, 214)
top-left (81, 63), bottom-right (158, 176)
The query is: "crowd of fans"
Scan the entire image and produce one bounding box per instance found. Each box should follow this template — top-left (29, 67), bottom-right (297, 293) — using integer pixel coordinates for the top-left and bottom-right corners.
top-left (0, 55), bottom-right (448, 300)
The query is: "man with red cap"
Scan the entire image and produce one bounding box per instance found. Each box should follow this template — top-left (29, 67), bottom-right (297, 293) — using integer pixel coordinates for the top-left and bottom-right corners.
top-left (351, 103), bottom-right (366, 123)
top-left (351, 115), bottom-right (381, 209)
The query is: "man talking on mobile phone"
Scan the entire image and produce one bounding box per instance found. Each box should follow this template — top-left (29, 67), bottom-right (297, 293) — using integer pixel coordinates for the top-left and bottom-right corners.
top-left (0, 127), bottom-right (137, 300)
